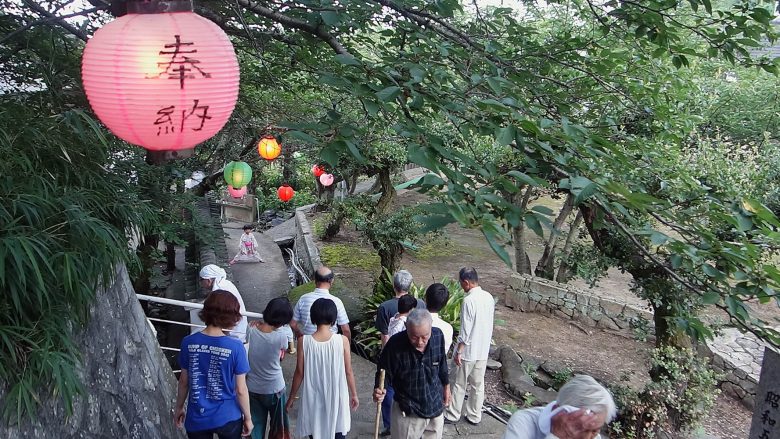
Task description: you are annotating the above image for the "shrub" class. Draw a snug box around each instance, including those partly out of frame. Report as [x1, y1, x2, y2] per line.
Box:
[607, 346, 720, 438]
[353, 269, 466, 360]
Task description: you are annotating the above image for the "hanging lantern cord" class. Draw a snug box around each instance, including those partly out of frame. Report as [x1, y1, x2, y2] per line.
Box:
[126, 0, 194, 14]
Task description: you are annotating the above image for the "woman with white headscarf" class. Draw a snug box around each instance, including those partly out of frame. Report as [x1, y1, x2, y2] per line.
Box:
[199, 264, 249, 343]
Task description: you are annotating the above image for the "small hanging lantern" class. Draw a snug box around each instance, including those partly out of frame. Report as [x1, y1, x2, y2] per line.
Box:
[277, 184, 295, 202]
[227, 184, 247, 198]
[319, 173, 335, 187]
[81, 0, 239, 157]
[223, 161, 252, 188]
[311, 164, 325, 178]
[257, 135, 281, 160]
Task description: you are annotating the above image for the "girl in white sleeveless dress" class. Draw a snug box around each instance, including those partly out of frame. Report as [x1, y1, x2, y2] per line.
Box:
[286, 298, 358, 439]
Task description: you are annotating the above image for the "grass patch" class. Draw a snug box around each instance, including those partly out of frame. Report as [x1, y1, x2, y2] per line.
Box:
[320, 243, 380, 272]
[411, 234, 459, 260]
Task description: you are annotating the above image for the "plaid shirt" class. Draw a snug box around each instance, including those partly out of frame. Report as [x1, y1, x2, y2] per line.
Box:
[376, 328, 449, 419]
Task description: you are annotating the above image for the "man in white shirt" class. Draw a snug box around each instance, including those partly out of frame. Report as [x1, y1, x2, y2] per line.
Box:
[444, 267, 494, 425]
[291, 266, 351, 341]
[503, 375, 615, 439]
[425, 283, 453, 355]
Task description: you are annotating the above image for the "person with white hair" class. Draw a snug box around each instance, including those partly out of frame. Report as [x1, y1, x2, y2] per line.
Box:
[373, 309, 450, 439]
[375, 270, 426, 436]
[502, 375, 617, 439]
[199, 264, 248, 343]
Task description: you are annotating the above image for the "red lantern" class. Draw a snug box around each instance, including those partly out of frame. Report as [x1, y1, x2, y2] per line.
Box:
[257, 136, 281, 160]
[277, 184, 295, 202]
[227, 184, 247, 198]
[319, 173, 334, 187]
[81, 1, 239, 154]
[311, 164, 325, 178]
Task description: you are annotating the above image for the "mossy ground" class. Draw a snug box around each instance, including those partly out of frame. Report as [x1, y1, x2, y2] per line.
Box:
[319, 243, 380, 272]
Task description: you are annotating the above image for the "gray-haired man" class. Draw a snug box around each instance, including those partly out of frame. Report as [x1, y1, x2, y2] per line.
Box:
[503, 375, 616, 439]
[373, 309, 451, 439]
[375, 270, 426, 436]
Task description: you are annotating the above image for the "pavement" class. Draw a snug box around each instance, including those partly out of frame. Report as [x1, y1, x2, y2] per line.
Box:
[222, 221, 292, 316]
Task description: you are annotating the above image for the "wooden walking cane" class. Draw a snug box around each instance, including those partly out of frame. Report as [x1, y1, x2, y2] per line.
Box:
[374, 369, 386, 439]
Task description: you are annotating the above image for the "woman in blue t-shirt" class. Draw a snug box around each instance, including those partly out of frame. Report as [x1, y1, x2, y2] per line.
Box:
[175, 290, 253, 439]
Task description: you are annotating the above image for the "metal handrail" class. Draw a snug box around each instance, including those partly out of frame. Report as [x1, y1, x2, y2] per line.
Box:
[137, 294, 263, 319]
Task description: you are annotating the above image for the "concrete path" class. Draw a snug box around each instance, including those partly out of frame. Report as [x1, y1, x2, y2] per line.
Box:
[281, 351, 505, 439]
[222, 221, 292, 315]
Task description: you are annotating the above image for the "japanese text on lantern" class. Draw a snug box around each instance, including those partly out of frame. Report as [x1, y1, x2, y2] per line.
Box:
[154, 99, 211, 135]
[149, 35, 211, 89]
[760, 391, 780, 439]
[147, 35, 213, 136]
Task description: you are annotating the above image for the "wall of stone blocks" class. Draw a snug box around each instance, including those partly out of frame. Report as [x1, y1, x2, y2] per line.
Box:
[294, 204, 320, 278]
[505, 274, 654, 334]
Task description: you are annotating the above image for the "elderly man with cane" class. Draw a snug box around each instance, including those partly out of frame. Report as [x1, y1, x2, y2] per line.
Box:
[373, 309, 450, 439]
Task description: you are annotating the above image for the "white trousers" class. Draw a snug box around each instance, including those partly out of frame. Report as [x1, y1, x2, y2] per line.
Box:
[444, 359, 487, 423]
[390, 401, 444, 439]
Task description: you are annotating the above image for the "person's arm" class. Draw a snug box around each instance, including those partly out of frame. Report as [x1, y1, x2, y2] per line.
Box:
[343, 335, 359, 411]
[174, 369, 189, 428]
[235, 374, 253, 436]
[375, 304, 389, 338]
[286, 337, 305, 411]
[437, 333, 450, 405]
[339, 323, 352, 342]
[290, 319, 302, 338]
[454, 299, 474, 366]
[373, 345, 389, 403]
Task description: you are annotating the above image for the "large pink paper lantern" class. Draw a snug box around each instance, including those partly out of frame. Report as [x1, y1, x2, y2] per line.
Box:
[227, 185, 247, 198]
[81, 1, 239, 154]
[319, 173, 335, 187]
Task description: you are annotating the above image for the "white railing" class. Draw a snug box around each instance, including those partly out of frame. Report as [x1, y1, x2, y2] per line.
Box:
[136, 294, 264, 319]
[137, 294, 263, 354]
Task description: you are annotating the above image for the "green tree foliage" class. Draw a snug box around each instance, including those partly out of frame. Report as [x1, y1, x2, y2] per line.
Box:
[0, 101, 155, 421]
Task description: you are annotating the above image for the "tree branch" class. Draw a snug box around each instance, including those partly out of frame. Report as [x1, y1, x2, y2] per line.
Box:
[21, 0, 91, 42]
[235, 0, 349, 54]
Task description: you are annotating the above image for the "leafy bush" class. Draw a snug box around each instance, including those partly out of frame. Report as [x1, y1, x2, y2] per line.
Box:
[607, 346, 720, 438]
[0, 106, 154, 421]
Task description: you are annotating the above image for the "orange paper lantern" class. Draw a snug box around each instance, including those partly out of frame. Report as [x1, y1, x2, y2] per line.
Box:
[81, 1, 239, 153]
[227, 184, 247, 198]
[277, 184, 295, 202]
[257, 136, 281, 160]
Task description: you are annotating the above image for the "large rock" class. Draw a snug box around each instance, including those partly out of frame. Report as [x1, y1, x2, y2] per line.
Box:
[499, 347, 557, 405]
[0, 265, 186, 439]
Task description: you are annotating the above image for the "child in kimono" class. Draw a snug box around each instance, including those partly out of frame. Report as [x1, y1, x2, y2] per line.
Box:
[230, 224, 264, 264]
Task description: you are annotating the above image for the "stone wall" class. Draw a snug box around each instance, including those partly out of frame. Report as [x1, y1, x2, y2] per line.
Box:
[505, 274, 654, 334]
[701, 328, 764, 409]
[294, 204, 321, 278]
[0, 265, 186, 439]
[505, 273, 763, 409]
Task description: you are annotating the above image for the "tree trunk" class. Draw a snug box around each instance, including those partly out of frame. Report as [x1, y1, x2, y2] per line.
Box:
[132, 233, 159, 294]
[165, 241, 176, 272]
[377, 242, 403, 277]
[535, 193, 574, 279]
[555, 211, 583, 283]
[282, 146, 295, 182]
[347, 171, 359, 195]
[376, 168, 396, 214]
[512, 186, 534, 275]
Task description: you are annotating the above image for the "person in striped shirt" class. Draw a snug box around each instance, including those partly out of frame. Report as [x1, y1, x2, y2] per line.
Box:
[290, 266, 351, 341]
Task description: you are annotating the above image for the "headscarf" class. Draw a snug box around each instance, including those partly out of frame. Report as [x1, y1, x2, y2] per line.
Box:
[199, 264, 229, 291]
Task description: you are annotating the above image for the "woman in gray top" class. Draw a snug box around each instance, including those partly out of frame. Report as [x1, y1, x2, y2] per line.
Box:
[247, 297, 294, 439]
